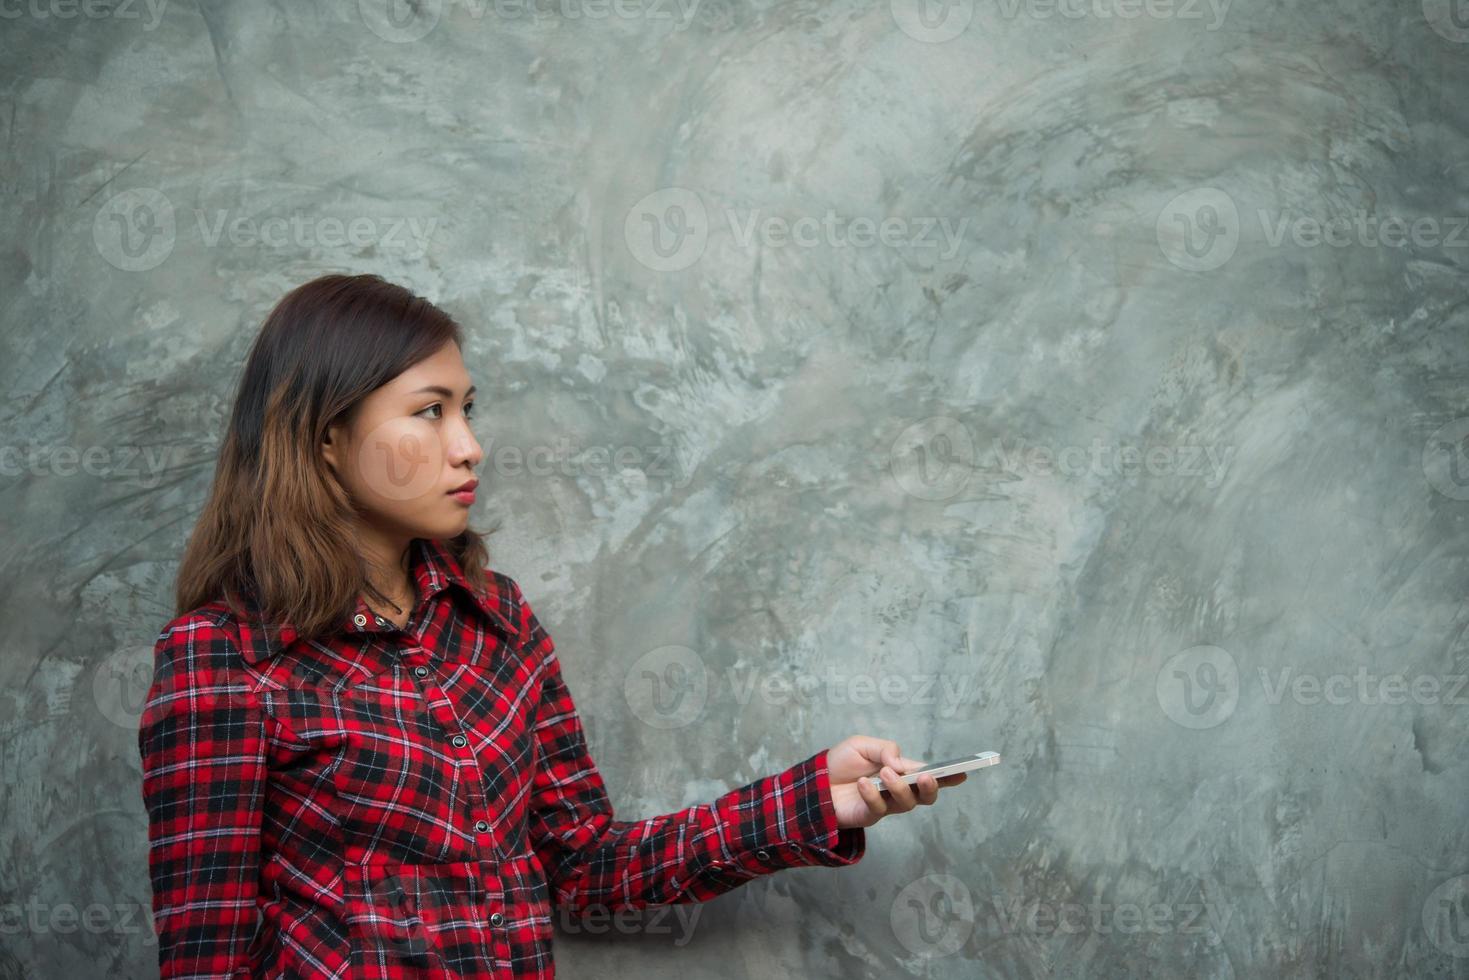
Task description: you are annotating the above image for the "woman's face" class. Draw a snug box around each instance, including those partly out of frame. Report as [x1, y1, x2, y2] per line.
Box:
[322, 340, 484, 543]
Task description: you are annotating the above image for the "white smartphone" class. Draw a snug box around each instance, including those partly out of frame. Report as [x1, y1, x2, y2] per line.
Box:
[867, 751, 1001, 792]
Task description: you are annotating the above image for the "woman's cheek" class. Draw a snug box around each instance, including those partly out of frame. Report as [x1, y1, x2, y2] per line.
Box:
[355, 416, 446, 505]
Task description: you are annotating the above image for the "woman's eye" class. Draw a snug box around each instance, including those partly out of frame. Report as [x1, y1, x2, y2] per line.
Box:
[417, 402, 473, 420]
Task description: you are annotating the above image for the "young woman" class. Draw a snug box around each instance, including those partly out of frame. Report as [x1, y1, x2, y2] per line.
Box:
[137, 273, 966, 979]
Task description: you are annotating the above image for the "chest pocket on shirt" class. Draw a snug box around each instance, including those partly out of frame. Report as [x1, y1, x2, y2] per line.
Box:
[264, 640, 469, 865]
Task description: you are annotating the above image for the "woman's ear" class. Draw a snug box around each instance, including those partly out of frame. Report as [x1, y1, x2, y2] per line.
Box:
[321, 420, 344, 476]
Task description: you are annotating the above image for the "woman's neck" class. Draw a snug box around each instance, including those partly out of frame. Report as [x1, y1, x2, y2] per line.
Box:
[357, 529, 417, 619]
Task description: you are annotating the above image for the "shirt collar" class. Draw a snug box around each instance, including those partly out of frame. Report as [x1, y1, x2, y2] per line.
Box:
[234, 537, 520, 665]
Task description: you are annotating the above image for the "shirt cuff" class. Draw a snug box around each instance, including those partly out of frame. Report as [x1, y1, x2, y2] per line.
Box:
[704, 747, 866, 880]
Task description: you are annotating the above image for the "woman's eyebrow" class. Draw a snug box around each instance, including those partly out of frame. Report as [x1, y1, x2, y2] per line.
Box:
[410, 384, 477, 398]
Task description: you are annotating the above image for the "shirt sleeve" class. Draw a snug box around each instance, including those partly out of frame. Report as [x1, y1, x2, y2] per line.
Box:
[137, 613, 268, 979]
[509, 580, 866, 915]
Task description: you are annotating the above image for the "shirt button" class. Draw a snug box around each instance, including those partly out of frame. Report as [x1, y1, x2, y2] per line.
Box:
[414, 665, 429, 678]
[451, 734, 468, 747]
[756, 849, 771, 861]
[352, 613, 367, 627]
[489, 912, 504, 927]
[475, 819, 489, 832]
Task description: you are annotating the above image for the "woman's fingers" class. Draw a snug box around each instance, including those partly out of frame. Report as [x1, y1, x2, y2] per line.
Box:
[880, 765, 920, 811]
[880, 743, 926, 776]
[856, 768, 889, 819]
[844, 738, 972, 825]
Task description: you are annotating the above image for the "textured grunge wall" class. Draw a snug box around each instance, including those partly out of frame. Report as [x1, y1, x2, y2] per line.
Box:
[3, 1, 1468, 977]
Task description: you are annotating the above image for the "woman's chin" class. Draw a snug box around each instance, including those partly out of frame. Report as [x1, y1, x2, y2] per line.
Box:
[424, 509, 472, 539]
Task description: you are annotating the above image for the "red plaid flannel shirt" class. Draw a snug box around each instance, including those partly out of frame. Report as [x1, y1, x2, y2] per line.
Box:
[138, 537, 865, 978]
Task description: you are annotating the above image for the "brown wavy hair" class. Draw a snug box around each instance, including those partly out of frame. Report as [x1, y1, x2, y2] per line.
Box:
[174, 273, 499, 641]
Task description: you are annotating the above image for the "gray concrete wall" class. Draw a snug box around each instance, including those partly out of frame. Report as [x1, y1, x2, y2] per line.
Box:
[2, 1, 1468, 977]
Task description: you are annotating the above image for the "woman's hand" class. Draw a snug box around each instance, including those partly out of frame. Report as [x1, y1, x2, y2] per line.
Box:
[825, 735, 968, 830]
